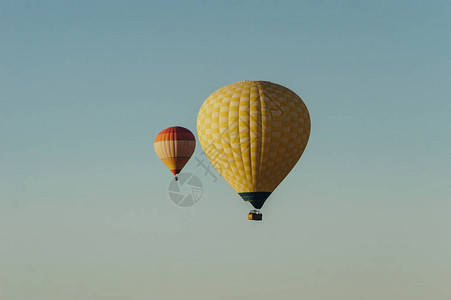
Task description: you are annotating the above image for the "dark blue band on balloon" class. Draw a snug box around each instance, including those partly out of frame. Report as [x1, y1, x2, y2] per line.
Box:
[238, 192, 272, 209]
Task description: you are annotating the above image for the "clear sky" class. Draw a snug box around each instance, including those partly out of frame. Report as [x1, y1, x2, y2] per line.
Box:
[1, 1, 450, 299]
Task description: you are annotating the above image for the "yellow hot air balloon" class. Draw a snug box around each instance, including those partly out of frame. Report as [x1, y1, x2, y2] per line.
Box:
[197, 81, 310, 220]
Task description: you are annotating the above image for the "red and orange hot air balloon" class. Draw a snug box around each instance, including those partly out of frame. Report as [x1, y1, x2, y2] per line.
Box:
[154, 126, 196, 181]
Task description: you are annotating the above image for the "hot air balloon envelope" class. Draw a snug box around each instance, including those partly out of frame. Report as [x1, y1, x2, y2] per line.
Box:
[197, 81, 310, 219]
[154, 126, 196, 179]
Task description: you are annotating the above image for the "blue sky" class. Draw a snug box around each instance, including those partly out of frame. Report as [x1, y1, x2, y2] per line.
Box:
[1, 1, 450, 299]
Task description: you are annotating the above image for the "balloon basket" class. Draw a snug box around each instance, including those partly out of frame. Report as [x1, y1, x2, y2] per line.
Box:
[248, 210, 262, 221]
